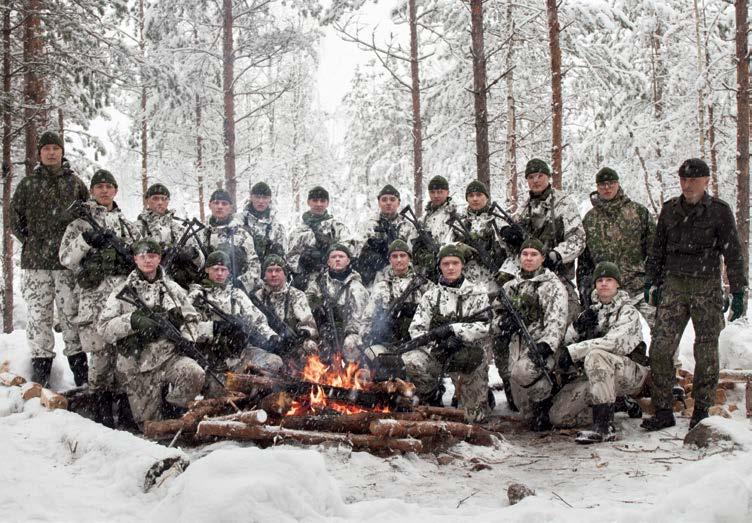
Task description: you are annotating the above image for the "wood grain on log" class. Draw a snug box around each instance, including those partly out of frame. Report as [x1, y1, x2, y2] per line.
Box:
[369, 419, 501, 446]
[279, 411, 425, 434]
[21, 382, 42, 400]
[719, 370, 752, 382]
[207, 409, 268, 425]
[0, 372, 26, 386]
[40, 388, 68, 410]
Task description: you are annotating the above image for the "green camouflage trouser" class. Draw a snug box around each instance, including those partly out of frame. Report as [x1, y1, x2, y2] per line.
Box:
[649, 275, 723, 412]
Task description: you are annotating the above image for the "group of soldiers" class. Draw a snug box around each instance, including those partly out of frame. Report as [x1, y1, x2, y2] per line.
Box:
[11, 129, 746, 444]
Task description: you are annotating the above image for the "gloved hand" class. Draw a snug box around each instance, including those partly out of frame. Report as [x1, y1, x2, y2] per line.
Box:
[557, 347, 574, 372]
[174, 245, 198, 264]
[130, 308, 160, 335]
[729, 291, 745, 321]
[444, 334, 464, 354]
[572, 307, 598, 337]
[499, 226, 525, 248]
[213, 319, 245, 341]
[543, 250, 562, 272]
[366, 236, 388, 252]
[83, 228, 114, 249]
[497, 313, 518, 337]
[432, 324, 454, 338]
[295, 328, 311, 340]
[264, 335, 284, 355]
[299, 249, 323, 270]
[528, 342, 552, 362]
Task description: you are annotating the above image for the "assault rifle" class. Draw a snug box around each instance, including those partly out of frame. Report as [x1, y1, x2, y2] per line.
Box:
[316, 269, 343, 354]
[447, 210, 501, 273]
[400, 205, 439, 257]
[67, 200, 135, 268]
[247, 292, 304, 348]
[366, 273, 427, 345]
[488, 202, 527, 242]
[116, 284, 225, 388]
[162, 217, 206, 274]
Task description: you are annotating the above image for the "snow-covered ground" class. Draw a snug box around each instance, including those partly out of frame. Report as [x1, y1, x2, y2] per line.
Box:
[2, 319, 752, 522]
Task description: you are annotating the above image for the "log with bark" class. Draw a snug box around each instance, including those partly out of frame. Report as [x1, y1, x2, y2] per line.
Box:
[414, 406, 468, 423]
[40, 388, 68, 410]
[259, 392, 294, 416]
[369, 419, 501, 446]
[279, 411, 425, 434]
[143, 394, 250, 439]
[21, 382, 42, 400]
[0, 371, 26, 386]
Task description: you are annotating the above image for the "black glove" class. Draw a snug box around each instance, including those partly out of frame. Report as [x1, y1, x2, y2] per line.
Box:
[295, 328, 311, 339]
[557, 348, 574, 371]
[174, 245, 198, 264]
[497, 313, 518, 337]
[432, 324, 454, 338]
[213, 319, 245, 342]
[366, 236, 388, 252]
[299, 249, 323, 270]
[444, 334, 464, 354]
[500, 226, 525, 248]
[83, 228, 114, 249]
[543, 250, 562, 272]
[264, 335, 284, 355]
[572, 307, 598, 337]
[130, 308, 161, 337]
[528, 342, 552, 362]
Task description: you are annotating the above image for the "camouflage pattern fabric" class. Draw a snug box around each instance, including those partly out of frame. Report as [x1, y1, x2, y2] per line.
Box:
[254, 283, 319, 355]
[136, 209, 204, 271]
[422, 197, 457, 246]
[357, 212, 419, 285]
[287, 212, 354, 279]
[240, 204, 287, 263]
[200, 217, 261, 292]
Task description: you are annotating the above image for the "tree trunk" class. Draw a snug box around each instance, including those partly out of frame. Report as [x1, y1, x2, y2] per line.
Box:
[504, 0, 517, 212]
[650, 19, 665, 206]
[23, 0, 46, 176]
[470, 0, 490, 189]
[693, 0, 706, 157]
[57, 108, 63, 139]
[546, 0, 563, 189]
[708, 101, 719, 197]
[2, 1, 13, 333]
[735, 0, 750, 282]
[139, 0, 148, 199]
[222, 0, 237, 201]
[195, 94, 205, 222]
[408, 0, 424, 216]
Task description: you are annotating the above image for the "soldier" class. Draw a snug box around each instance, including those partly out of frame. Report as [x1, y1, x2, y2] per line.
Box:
[578, 168, 656, 322]
[412, 175, 456, 278]
[408, 243, 491, 422]
[356, 184, 418, 286]
[503, 159, 585, 323]
[287, 186, 353, 290]
[199, 189, 261, 293]
[97, 239, 205, 425]
[11, 130, 89, 387]
[240, 181, 286, 264]
[305, 243, 369, 363]
[252, 255, 319, 359]
[136, 183, 204, 288]
[550, 262, 649, 443]
[188, 251, 284, 396]
[642, 158, 747, 431]
[497, 238, 567, 430]
[60, 169, 141, 426]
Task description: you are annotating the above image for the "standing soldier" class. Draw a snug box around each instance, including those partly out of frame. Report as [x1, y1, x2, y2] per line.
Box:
[305, 244, 369, 363]
[60, 170, 141, 426]
[550, 262, 649, 443]
[11, 130, 89, 387]
[497, 238, 568, 430]
[136, 183, 204, 288]
[412, 175, 456, 278]
[408, 244, 491, 422]
[188, 251, 284, 396]
[97, 239, 205, 425]
[288, 186, 353, 290]
[200, 189, 261, 293]
[252, 255, 319, 359]
[240, 181, 286, 264]
[356, 185, 418, 286]
[578, 167, 656, 321]
[503, 159, 585, 322]
[642, 158, 747, 431]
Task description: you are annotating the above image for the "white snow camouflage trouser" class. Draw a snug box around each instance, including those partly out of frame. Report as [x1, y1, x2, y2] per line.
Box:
[22, 269, 82, 358]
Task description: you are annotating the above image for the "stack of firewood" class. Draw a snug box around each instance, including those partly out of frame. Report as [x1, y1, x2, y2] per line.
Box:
[0, 367, 68, 410]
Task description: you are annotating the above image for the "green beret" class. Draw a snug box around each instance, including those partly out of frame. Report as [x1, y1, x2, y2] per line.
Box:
[525, 159, 551, 177]
[520, 238, 545, 255]
[678, 158, 710, 178]
[37, 130, 64, 152]
[251, 182, 272, 197]
[327, 242, 352, 259]
[592, 261, 621, 284]
[132, 239, 162, 255]
[205, 250, 230, 268]
[145, 183, 170, 198]
[307, 186, 329, 201]
[262, 254, 287, 274]
[438, 243, 466, 264]
[90, 169, 118, 188]
[378, 184, 400, 200]
[465, 180, 489, 199]
[595, 167, 619, 184]
[428, 175, 449, 191]
[210, 189, 233, 204]
[388, 239, 411, 257]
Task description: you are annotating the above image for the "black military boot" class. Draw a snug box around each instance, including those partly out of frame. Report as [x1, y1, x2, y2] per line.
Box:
[640, 408, 676, 431]
[614, 396, 642, 418]
[31, 357, 53, 387]
[115, 393, 138, 431]
[67, 353, 89, 387]
[502, 380, 518, 412]
[575, 403, 616, 444]
[530, 398, 552, 432]
[95, 391, 115, 428]
[487, 387, 496, 410]
[689, 407, 709, 429]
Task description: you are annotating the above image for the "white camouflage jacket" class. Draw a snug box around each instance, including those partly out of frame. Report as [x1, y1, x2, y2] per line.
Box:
[287, 212, 354, 274]
[367, 267, 432, 322]
[422, 197, 457, 247]
[305, 269, 370, 338]
[199, 216, 261, 292]
[254, 282, 318, 339]
[447, 205, 508, 290]
[136, 209, 204, 269]
[240, 204, 287, 258]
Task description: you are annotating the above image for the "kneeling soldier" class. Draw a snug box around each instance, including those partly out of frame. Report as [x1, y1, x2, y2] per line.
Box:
[550, 262, 649, 443]
[97, 240, 205, 426]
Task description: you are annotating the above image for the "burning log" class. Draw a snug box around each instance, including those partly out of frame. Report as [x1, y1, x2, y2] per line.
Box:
[259, 392, 294, 416]
[370, 378, 416, 397]
[40, 388, 68, 410]
[279, 411, 425, 434]
[414, 406, 468, 423]
[368, 419, 501, 446]
[0, 372, 26, 386]
[196, 420, 424, 453]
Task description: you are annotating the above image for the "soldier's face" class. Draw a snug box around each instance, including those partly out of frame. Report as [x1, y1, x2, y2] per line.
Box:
[327, 250, 350, 271]
[206, 264, 230, 283]
[680, 176, 710, 204]
[439, 256, 463, 282]
[596, 181, 620, 201]
[520, 248, 544, 272]
[251, 194, 271, 212]
[308, 198, 329, 215]
[91, 183, 118, 208]
[264, 265, 286, 288]
[134, 252, 161, 277]
[466, 192, 488, 211]
[526, 172, 550, 194]
[146, 194, 170, 215]
[389, 251, 410, 275]
[209, 199, 233, 220]
[596, 276, 619, 303]
[429, 189, 449, 206]
[378, 195, 400, 217]
[39, 144, 63, 167]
